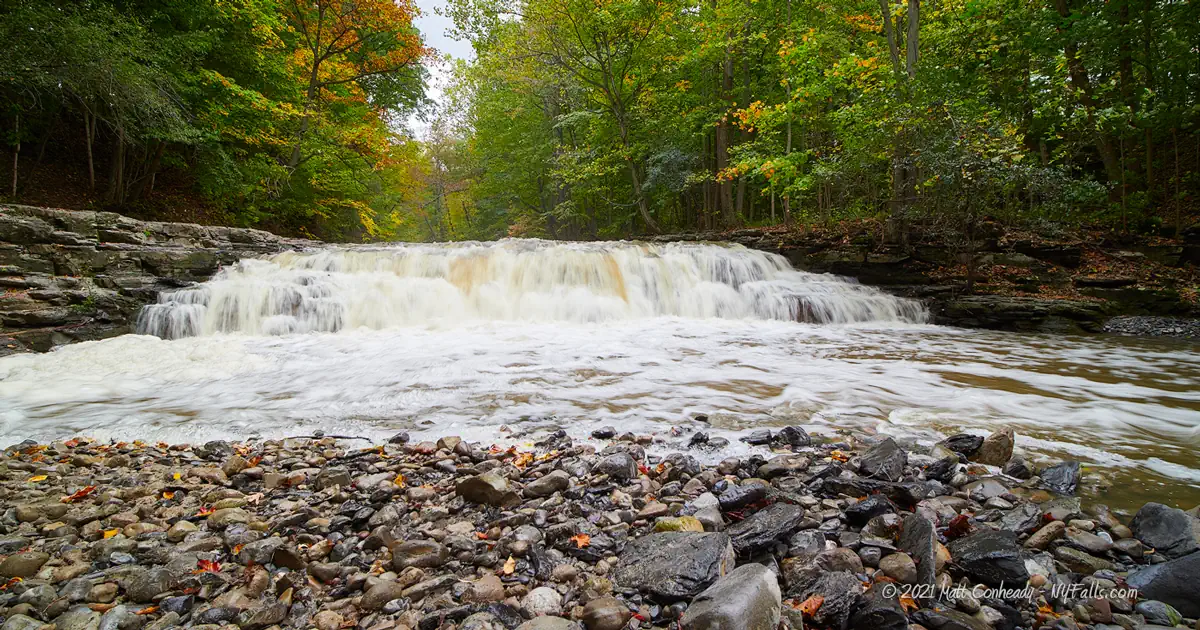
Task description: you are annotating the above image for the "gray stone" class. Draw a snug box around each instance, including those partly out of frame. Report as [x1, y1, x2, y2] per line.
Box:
[940, 434, 983, 457]
[680, 563, 781, 630]
[1052, 547, 1113, 574]
[127, 567, 173, 603]
[524, 470, 571, 497]
[797, 571, 863, 629]
[2, 615, 45, 630]
[391, 540, 449, 569]
[581, 596, 630, 630]
[849, 588, 910, 630]
[1063, 526, 1112, 554]
[0, 551, 49, 578]
[457, 470, 520, 506]
[522, 586, 563, 617]
[973, 428, 1014, 466]
[1133, 601, 1182, 627]
[613, 532, 735, 600]
[1125, 550, 1200, 617]
[948, 529, 1028, 585]
[361, 581, 408, 611]
[1130, 502, 1199, 559]
[999, 502, 1044, 534]
[593, 452, 638, 481]
[860, 438, 907, 481]
[879, 552, 918, 584]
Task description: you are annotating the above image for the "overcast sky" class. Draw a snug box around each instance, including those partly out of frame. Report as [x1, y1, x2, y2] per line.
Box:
[411, 0, 474, 137]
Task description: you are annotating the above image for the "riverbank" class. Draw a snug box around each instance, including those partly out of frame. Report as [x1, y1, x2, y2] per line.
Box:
[2, 427, 1197, 630]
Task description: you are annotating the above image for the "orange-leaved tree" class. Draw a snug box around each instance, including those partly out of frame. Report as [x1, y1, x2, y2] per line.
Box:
[281, 0, 430, 168]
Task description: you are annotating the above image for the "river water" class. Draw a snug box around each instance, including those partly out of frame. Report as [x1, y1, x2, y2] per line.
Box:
[1, 240, 1197, 512]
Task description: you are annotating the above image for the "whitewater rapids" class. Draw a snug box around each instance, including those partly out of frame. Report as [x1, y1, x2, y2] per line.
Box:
[134, 240, 928, 337]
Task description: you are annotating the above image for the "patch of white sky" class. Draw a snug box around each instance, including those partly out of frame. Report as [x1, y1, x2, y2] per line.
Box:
[409, 0, 475, 138]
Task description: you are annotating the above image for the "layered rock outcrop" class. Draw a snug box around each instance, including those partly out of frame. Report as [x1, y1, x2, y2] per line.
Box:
[0, 205, 312, 354]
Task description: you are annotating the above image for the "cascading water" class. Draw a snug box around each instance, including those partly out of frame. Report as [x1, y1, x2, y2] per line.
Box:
[136, 240, 928, 338]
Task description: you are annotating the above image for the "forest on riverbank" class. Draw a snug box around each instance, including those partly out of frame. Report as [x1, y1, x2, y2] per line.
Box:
[1, 0, 1199, 244]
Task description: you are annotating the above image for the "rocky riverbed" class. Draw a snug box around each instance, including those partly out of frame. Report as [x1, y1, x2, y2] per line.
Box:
[1, 427, 1197, 630]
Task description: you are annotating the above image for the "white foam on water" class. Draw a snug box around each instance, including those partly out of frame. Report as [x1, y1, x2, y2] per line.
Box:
[1, 239, 1198, 492]
[135, 240, 928, 336]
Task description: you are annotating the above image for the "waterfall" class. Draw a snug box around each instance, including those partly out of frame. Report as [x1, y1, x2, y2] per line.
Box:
[136, 240, 929, 338]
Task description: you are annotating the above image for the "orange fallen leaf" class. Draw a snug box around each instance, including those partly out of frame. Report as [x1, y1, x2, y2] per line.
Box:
[61, 485, 97, 503]
[233, 544, 245, 555]
[502, 556, 516, 575]
[798, 594, 824, 616]
[830, 450, 850, 462]
[475, 532, 489, 540]
[89, 603, 117, 612]
[193, 559, 221, 574]
[899, 593, 918, 612]
[570, 534, 591, 548]
[64, 439, 81, 448]
[135, 606, 158, 615]
[162, 491, 175, 500]
[196, 506, 215, 517]
[513, 452, 534, 469]
[103, 529, 119, 539]
[248, 455, 263, 467]
[0, 577, 23, 591]
[637, 464, 650, 475]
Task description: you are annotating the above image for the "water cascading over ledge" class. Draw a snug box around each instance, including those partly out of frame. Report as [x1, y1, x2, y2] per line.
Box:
[136, 240, 929, 338]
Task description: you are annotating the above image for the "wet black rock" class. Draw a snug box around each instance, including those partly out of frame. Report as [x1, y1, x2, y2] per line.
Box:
[850, 588, 911, 630]
[897, 514, 937, 587]
[1126, 552, 1200, 616]
[613, 532, 735, 600]
[948, 529, 1029, 585]
[923, 457, 957, 483]
[593, 452, 638, 481]
[998, 502, 1044, 534]
[776, 426, 812, 447]
[716, 483, 767, 512]
[725, 502, 807, 555]
[1129, 502, 1199, 559]
[1002, 455, 1033, 479]
[591, 426, 616, 439]
[845, 495, 896, 527]
[740, 429, 772, 445]
[822, 476, 927, 506]
[860, 438, 907, 481]
[941, 434, 983, 457]
[798, 571, 864, 629]
[1040, 461, 1081, 495]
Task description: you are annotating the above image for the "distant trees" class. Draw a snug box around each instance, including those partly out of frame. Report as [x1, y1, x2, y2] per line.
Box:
[432, 0, 1200, 241]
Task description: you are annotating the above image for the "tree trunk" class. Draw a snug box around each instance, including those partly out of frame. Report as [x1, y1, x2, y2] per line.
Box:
[906, 0, 919, 79]
[879, 0, 901, 75]
[1054, 0, 1122, 185]
[84, 112, 96, 192]
[10, 114, 18, 198]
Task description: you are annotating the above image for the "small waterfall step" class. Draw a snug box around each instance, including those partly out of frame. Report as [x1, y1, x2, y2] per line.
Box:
[137, 239, 929, 338]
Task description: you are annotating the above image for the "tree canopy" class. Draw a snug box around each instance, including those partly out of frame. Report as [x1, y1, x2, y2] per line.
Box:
[2, 0, 1199, 242]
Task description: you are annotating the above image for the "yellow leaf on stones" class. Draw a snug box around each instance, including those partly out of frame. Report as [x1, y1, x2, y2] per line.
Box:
[163, 492, 175, 500]
[513, 452, 534, 469]
[27, 475, 47, 482]
[570, 534, 590, 548]
[103, 529, 119, 539]
[173, 472, 182, 481]
[654, 516, 704, 532]
[393, 474, 406, 487]
[502, 556, 516, 575]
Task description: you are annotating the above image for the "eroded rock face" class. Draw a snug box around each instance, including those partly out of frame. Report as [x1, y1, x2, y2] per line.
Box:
[0, 204, 312, 354]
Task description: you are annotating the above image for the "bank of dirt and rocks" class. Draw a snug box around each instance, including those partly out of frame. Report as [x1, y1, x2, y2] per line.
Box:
[3, 204, 1200, 356]
[1, 426, 1198, 630]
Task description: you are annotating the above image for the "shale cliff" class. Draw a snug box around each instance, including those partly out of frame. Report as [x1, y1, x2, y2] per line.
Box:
[0, 205, 313, 354]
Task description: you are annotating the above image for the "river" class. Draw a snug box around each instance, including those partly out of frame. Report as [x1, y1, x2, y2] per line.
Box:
[1, 240, 1197, 512]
